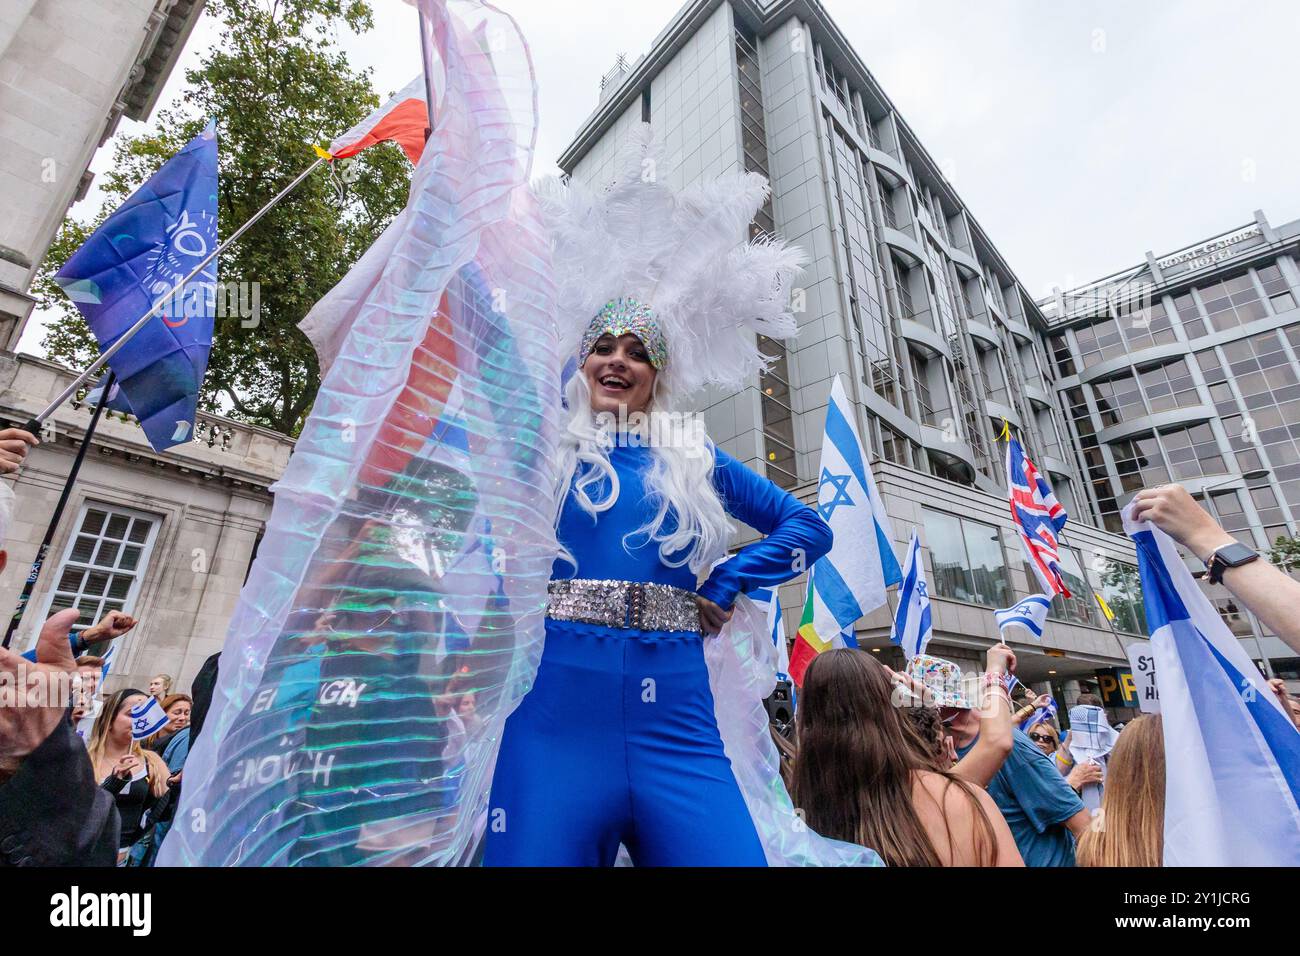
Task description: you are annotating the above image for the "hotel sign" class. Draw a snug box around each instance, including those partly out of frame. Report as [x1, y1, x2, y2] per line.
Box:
[1157, 225, 1263, 275]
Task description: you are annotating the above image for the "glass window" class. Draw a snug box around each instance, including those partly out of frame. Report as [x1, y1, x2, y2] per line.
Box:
[922, 509, 1010, 606]
[878, 421, 914, 468]
[1074, 318, 1127, 366]
[1044, 546, 1094, 626]
[1091, 372, 1145, 427]
[39, 503, 159, 644]
[1137, 358, 1200, 413]
[1100, 559, 1146, 635]
[1109, 433, 1169, 493]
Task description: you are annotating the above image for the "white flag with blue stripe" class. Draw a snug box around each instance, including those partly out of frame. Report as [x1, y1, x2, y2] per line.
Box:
[995, 593, 1052, 640]
[750, 586, 790, 682]
[808, 375, 902, 649]
[129, 696, 170, 740]
[891, 529, 932, 660]
[1123, 503, 1300, 866]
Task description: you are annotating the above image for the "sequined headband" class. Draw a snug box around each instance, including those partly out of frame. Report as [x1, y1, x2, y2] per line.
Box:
[579, 297, 669, 370]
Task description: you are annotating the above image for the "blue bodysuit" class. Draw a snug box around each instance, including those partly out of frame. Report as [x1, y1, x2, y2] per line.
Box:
[483, 443, 831, 866]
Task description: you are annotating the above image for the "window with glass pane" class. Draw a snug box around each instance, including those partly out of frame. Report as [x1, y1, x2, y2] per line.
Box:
[910, 349, 936, 424]
[1159, 422, 1224, 480]
[1207, 488, 1254, 545]
[922, 509, 1008, 606]
[879, 422, 913, 468]
[45, 504, 158, 629]
[1200, 271, 1269, 331]
[1138, 358, 1200, 413]
[1091, 372, 1144, 427]
[1043, 546, 1094, 625]
[1256, 263, 1294, 313]
[1173, 292, 1204, 339]
[1212, 596, 1254, 637]
[1109, 433, 1168, 493]
[1100, 559, 1146, 634]
[758, 334, 796, 488]
[1047, 333, 1075, 377]
[1120, 298, 1177, 351]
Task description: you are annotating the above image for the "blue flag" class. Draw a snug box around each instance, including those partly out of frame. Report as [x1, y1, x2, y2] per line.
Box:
[55, 120, 218, 452]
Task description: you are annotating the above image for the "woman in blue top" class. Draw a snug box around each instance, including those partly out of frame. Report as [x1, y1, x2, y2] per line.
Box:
[483, 310, 831, 866]
[481, 122, 850, 865]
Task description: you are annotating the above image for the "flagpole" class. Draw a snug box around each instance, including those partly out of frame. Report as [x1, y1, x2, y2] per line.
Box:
[20, 155, 327, 435]
[2, 371, 116, 649]
[418, 9, 437, 141]
[1094, 590, 1133, 669]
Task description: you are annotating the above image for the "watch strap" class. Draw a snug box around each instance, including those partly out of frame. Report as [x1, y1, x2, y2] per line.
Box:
[1206, 543, 1258, 585]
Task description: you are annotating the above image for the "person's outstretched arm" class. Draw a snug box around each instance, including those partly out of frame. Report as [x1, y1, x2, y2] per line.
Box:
[952, 644, 1016, 788]
[1131, 484, 1300, 653]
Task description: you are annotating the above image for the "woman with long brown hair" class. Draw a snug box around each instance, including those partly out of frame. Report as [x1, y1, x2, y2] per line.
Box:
[1076, 714, 1165, 867]
[792, 648, 1022, 867]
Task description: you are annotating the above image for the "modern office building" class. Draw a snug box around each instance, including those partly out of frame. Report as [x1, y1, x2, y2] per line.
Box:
[557, 0, 1299, 696]
[1043, 213, 1300, 680]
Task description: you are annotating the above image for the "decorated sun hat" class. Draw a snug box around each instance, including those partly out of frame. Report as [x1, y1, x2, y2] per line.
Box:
[906, 654, 972, 710]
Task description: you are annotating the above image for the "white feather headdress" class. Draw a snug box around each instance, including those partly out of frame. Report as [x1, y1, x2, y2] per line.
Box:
[537, 124, 806, 399]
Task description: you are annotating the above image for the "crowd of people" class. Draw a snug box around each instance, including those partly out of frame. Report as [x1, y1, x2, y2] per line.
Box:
[3, 420, 1300, 868]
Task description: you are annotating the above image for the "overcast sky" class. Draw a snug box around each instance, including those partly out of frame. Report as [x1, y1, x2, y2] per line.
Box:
[22, 0, 1300, 353]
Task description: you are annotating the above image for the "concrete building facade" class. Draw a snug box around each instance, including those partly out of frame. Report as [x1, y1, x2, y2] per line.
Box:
[0, 0, 204, 350]
[0, 353, 293, 692]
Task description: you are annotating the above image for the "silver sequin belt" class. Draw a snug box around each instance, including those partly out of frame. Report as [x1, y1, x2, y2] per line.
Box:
[546, 578, 701, 633]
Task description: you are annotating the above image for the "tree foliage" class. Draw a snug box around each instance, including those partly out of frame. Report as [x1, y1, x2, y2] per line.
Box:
[1268, 534, 1300, 574]
[33, 0, 412, 435]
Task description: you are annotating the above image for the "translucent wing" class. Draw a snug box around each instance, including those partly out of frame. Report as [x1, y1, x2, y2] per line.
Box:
[160, 0, 559, 866]
[706, 595, 885, 866]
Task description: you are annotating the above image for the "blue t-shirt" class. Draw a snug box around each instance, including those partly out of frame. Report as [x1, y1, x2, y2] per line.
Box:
[956, 727, 1085, 867]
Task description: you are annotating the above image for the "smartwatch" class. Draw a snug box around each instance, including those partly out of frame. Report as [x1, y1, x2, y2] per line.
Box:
[1204, 542, 1258, 585]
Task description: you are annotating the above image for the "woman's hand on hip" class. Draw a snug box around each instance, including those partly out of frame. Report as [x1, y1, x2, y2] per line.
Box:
[696, 596, 733, 636]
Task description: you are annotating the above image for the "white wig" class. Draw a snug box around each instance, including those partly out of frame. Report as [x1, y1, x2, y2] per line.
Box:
[541, 125, 806, 574]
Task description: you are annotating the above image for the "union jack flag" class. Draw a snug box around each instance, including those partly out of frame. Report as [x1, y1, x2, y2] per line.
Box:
[1006, 436, 1071, 597]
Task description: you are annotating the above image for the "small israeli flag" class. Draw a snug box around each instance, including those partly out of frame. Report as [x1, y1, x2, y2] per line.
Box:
[129, 696, 170, 740]
[891, 530, 932, 660]
[995, 593, 1052, 640]
[750, 586, 790, 682]
[1022, 696, 1057, 731]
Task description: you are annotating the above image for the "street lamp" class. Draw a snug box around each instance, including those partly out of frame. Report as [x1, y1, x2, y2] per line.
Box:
[1197, 468, 1271, 494]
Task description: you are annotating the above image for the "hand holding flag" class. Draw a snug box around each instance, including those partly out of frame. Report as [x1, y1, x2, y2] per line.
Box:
[1123, 500, 1300, 865]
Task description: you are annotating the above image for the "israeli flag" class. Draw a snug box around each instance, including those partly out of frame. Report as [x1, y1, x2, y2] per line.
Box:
[751, 586, 790, 682]
[129, 696, 170, 740]
[995, 593, 1052, 640]
[807, 375, 902, 648]
[1022, 696, 1057, 732]
[891, 530, 932, 660]
[1123, 503, 1300, 865]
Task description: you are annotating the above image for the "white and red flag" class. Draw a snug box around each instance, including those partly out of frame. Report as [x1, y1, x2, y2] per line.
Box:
[328, 74, 432, 165]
